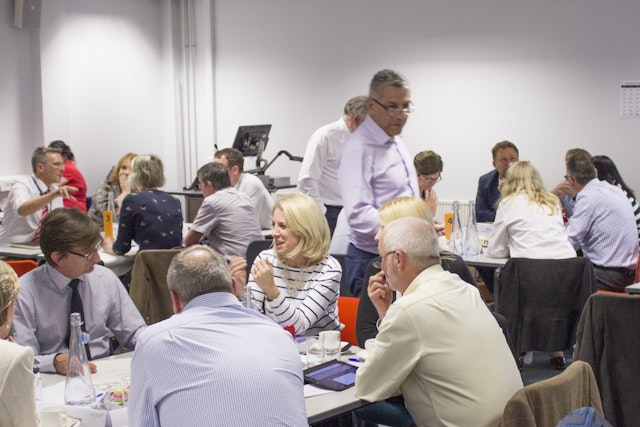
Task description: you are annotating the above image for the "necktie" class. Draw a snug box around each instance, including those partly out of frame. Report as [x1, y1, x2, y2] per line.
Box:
[32, 190, 50, 242]
[68, 279, 92, 360]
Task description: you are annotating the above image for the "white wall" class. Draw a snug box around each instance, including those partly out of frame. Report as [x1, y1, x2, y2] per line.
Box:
[1, 0, 639, 202]
[213, 0, 640, 201]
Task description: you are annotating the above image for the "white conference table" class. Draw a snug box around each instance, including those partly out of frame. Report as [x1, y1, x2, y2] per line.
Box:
[462, 253, 508, 268]
[41, 349, 367, 426]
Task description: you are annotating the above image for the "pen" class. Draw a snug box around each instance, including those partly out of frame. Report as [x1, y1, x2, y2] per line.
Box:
[348, 357, 360, 363]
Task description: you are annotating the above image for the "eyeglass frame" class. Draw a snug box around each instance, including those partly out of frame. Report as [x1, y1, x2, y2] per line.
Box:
[419, 173, 442, 183]
[369, 97, 415, 116]
[68, 240, 103, 261]
[372, 249, 399, 269]
[38, 161, 65, 168]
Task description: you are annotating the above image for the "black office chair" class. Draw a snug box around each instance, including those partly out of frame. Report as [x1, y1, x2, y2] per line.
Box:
[245, 238, 273, 278]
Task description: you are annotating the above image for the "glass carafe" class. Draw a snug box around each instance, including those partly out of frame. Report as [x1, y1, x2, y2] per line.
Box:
[449, 201, 464, 255]
[464, 200, 482, 256]
[65, 313, 96, 407]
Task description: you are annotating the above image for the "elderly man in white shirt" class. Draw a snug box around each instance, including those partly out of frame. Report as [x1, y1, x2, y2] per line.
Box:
[356, 217, 522, 427]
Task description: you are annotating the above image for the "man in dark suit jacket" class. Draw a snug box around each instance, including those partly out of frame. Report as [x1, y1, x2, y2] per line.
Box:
[474, 140, 519, 293]
[475, 140, 519, 223]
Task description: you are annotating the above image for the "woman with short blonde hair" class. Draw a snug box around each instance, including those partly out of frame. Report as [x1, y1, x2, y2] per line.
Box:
[247, 193, 341, 336]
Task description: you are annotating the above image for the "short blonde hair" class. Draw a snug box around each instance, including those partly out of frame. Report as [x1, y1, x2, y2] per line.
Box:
[130, 154, 166, 191]
[379, 196, 433, 224]
[0, 261, 20, 326]
[272, 194, 330, 265]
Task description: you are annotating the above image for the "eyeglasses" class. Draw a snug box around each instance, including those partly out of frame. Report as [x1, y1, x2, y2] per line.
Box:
[39, 162, 64, 168]
[68, 240, 103, 261]
[370, 98, 415, 116]
[419, 174, 442, 183]
[372, 249, 398, 269]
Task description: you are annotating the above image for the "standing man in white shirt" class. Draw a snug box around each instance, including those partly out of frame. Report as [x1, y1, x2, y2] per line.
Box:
[214, 148, 274, 230]
[298, 95, 368, 235]
[0, 146, 77, 244]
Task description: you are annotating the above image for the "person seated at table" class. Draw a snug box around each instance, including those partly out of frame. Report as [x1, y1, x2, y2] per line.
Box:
[488, 161, 576, 259]
[355, 217, 523, 427]
[87, 152, 137, 226]
[356, 196, 477, 345]
[564, 153, 638, 293]
[128, 245, 306, 427]
[550, 148, 592, 219]
[487, 160, 577, 369]
[11, 208, 147, 375]
[231, 193, 341, 336]
[48, 140, 88, 212]
[592, 154, 640, 243]
[102, 154, 182, 255]
[0, 261, 39, 427]
[414, 150, 443, 217]
[0, 146, 77, 244]
[353, 196, 480, 427]
[183, 162, 263, 258]
[214, 147, 274, 230]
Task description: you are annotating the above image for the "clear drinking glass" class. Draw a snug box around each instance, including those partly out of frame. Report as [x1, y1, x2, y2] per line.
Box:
[306, 336, 324, 368]
[320, 331, 341, 362]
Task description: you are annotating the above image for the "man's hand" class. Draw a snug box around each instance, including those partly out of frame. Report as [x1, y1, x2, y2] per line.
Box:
[228, 256, 248, 298]
[368, 271, 393, 320]
[551, 180, 571, 198]
[57, 185, 79, 202]
[54, 353, 97, 376]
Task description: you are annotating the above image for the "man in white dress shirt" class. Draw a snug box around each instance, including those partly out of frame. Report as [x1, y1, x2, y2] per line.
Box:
[355, 217, 522, 426]
[214, 147, 274, 230]
[0, 147, 77, 244]
[298, 95, 367, 235]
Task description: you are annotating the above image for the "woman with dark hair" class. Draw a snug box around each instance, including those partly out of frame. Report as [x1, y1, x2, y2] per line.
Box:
[592, 155, 640, 242]
[48, 140, 88, 211]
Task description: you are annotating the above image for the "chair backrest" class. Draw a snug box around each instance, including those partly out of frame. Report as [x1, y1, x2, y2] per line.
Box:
[245, 239, 273, 277]
[574, 292, 640, 426]
[337, 296, 359, 346]
[6, 259, 38, 277]
[499, 361, 605, 427]
[495, 257, 596, 356]
[129, 249, 182, 325]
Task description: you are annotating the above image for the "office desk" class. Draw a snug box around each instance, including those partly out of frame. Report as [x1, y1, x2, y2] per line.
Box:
[462, 253, 508, 268]
[0, 244, 42, 259]
[41, 350, 366, 426]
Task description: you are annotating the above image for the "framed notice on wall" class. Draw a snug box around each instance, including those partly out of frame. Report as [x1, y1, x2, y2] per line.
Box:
[620, 81, 640, 119]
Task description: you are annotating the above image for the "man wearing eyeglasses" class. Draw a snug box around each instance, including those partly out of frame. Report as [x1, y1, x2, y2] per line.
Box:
[337, 69, 419, 298]
[11, 208, 147, 374]
[0, 146, 78, 244]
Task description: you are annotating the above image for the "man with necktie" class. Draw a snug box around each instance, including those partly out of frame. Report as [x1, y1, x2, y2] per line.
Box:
[0, 146, 78, 244]
[11, 208, 146, 374]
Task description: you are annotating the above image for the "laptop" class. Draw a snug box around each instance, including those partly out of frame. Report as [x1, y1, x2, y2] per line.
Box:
[625, 282, 640, 294]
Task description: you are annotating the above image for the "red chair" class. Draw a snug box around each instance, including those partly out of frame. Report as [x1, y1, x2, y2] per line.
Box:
[6, 260, 38, 277]
[338, 296, 360, 346]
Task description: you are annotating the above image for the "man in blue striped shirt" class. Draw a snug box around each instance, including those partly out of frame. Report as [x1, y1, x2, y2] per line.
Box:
[128, 245, 307, 427]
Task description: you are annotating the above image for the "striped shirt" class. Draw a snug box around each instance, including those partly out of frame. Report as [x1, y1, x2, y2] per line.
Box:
[248, 249, 341, 336]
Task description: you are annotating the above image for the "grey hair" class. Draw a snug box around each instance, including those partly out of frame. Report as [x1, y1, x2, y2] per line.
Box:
[344, 96, 368, 123]
[566, 153, 596, 186]
[382, 217, 440, 270]
[31, 146, 61, 173]
[369, 69, 410, 99]
[198, 162, 231, 190]
[130, 154, 166, 190]
[167, 245, 232, 304]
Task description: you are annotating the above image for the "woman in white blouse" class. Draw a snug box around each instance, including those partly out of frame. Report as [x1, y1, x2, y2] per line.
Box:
[247, 193, 341, 336]
[488, 161, 576, 260]
[487, 161, 575, 369]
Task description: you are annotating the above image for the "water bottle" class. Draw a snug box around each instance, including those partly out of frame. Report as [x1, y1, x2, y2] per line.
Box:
[65, 313, 96, 407]
[464, 200, 482, 256]
[242, 285, 258, 311]
[33, 366, 42, 401]
[448, 201, 464, 255]
[103, 191, 116, 239]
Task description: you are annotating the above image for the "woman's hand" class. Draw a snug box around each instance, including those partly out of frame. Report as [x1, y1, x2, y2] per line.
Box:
[423, 188, 438, 216]
[101, 237, 116, 256]
[251, 258, 280, 301]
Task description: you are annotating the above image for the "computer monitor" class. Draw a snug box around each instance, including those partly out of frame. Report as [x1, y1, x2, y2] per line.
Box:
[231, 124, 272, 157]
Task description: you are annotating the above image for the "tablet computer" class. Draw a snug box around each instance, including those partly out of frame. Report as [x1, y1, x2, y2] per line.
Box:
[303, 360, 358, 391]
